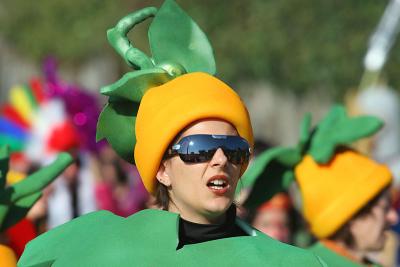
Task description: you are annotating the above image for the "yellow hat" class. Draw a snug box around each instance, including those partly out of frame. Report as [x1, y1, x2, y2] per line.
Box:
[134, 72, 253, 194]
[295, 149, 392, 238]
[0, 245, 17, 267]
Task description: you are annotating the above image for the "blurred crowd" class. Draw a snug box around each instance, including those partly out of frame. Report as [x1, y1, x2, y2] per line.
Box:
[4, 101, 400, 266]
[2, 52, 400, 267]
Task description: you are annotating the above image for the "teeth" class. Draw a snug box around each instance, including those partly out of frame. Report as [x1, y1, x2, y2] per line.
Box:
[210, 186, 224, 190]
[208, 179, 227, 189]
[212, 179, 225, 185]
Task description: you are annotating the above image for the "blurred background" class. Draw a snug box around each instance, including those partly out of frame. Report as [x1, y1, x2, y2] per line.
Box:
[1, 0, 399, 145]
[1, 0, 400, 265]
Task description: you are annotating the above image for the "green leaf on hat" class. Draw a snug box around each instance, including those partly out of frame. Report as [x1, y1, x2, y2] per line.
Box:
[240, 104, 384, 211]
[298, 112, 312, 153]
[282, 170, 295, 189]
[309, 105, 383, 163]
[240, 147, 301, 210]
[98, 0, 217, 165]
[149, 0, 216, 74]
[96, 101, 139, 164]
[101, 69, 173, 103]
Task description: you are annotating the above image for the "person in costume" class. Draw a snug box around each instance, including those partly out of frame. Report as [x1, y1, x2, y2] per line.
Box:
[94, 146, 149, 217]
[18, 1, 327, 266]
[243, 105, 398, 267]
[0, 146, 73, 267]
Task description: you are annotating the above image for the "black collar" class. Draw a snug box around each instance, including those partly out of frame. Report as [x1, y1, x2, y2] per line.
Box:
[177, 205, 248, 249]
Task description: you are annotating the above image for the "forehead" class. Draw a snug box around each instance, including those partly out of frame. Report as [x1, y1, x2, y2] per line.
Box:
[180, 119, 238, 138]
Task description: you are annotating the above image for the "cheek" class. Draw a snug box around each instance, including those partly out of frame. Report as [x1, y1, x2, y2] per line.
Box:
[233, 169, 242, 189]
[168, 160, 206, 191]
[228, 164, 242, 181]
[354, 216, 382, 245]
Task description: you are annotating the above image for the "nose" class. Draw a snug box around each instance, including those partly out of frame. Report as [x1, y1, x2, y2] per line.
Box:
[386, 207, 399, 226]
[209, 148, 228, 167]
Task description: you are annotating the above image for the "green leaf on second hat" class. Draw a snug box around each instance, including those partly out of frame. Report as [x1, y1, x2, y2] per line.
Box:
[309, 105, 383, 163]
[241, 147, 301, 210]
[298, 113, 312, 153]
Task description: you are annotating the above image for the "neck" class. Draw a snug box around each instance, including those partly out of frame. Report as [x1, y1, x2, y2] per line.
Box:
[168, 201, 228, 224]
[322, 239, 366, 264]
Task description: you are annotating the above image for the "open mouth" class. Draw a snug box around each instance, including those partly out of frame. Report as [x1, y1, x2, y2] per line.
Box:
[206, 175, 230, 195]
[207, 179, 228, 190]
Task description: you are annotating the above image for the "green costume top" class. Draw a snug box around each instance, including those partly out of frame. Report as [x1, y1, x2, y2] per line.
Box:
[18, 209, 327, 266]
[309, 242, 381, 267]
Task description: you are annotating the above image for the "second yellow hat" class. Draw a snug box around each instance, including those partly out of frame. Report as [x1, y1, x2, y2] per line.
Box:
[295, 149, 392, 238]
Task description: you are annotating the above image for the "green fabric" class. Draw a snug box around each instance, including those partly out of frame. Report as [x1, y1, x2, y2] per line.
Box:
[0, 146, 73, 231]
[308, 242, 381, 267]
[241, 105, 383, 210]
[148, 0, 216, 74]
[19, 209, 327, 266]
[0, 134, 24, 152]
[308, 105, 383, 163]
[96, 0, 216, 164]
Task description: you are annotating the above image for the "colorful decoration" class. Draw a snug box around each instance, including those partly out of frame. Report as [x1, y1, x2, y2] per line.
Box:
[0, 58, 101, 162]
[44, 58, 101, 153]
[97, 0, 216, 164]
[0, 82, 45, 154]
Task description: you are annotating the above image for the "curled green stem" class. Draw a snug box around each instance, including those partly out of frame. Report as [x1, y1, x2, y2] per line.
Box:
[107, 7, 158, 70]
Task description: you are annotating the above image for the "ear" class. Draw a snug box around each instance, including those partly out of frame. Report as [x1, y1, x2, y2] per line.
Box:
[156, 160, 172, 187]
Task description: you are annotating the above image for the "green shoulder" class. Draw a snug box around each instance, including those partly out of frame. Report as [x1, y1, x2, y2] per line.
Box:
[18, 209, 179, 267]
[308, 241, 366, 267]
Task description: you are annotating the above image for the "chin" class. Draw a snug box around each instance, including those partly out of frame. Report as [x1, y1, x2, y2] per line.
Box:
[368, 238, 386, 252]
[204, 197, 233, 216]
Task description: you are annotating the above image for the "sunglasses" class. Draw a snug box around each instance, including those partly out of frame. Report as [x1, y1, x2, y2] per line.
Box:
[165, 134, 251, 164]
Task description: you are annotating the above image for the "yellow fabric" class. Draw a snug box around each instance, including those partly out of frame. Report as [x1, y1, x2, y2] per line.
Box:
[6, 170, 26, 185]
[10, 86, 34, 122]
[135, 72, 253, 194]
[0, 245, 17, 267]
[295, 150, 392, 238]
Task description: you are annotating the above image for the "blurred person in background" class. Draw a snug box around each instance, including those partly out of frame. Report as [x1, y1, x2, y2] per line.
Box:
[347, 81, 400, 267]
[252, 193, 292, 243]
[243, 105, 398, 266]
[0, 56, 103, 232]
[45, 149, 97, 229]
[94, 145, 148, 217]
[0, 146, 73, 267]
[296, 153, 398, 267]
[242, 140, 293, 243]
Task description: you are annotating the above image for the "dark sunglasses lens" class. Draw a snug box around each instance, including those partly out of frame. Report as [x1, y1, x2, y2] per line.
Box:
[179, 149, 216, 163]
[177, 135, 250, 164]
[224, 149, 249, 164]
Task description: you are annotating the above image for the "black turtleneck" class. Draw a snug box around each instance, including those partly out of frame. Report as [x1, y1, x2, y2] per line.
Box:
[176, 205, 248, 249]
